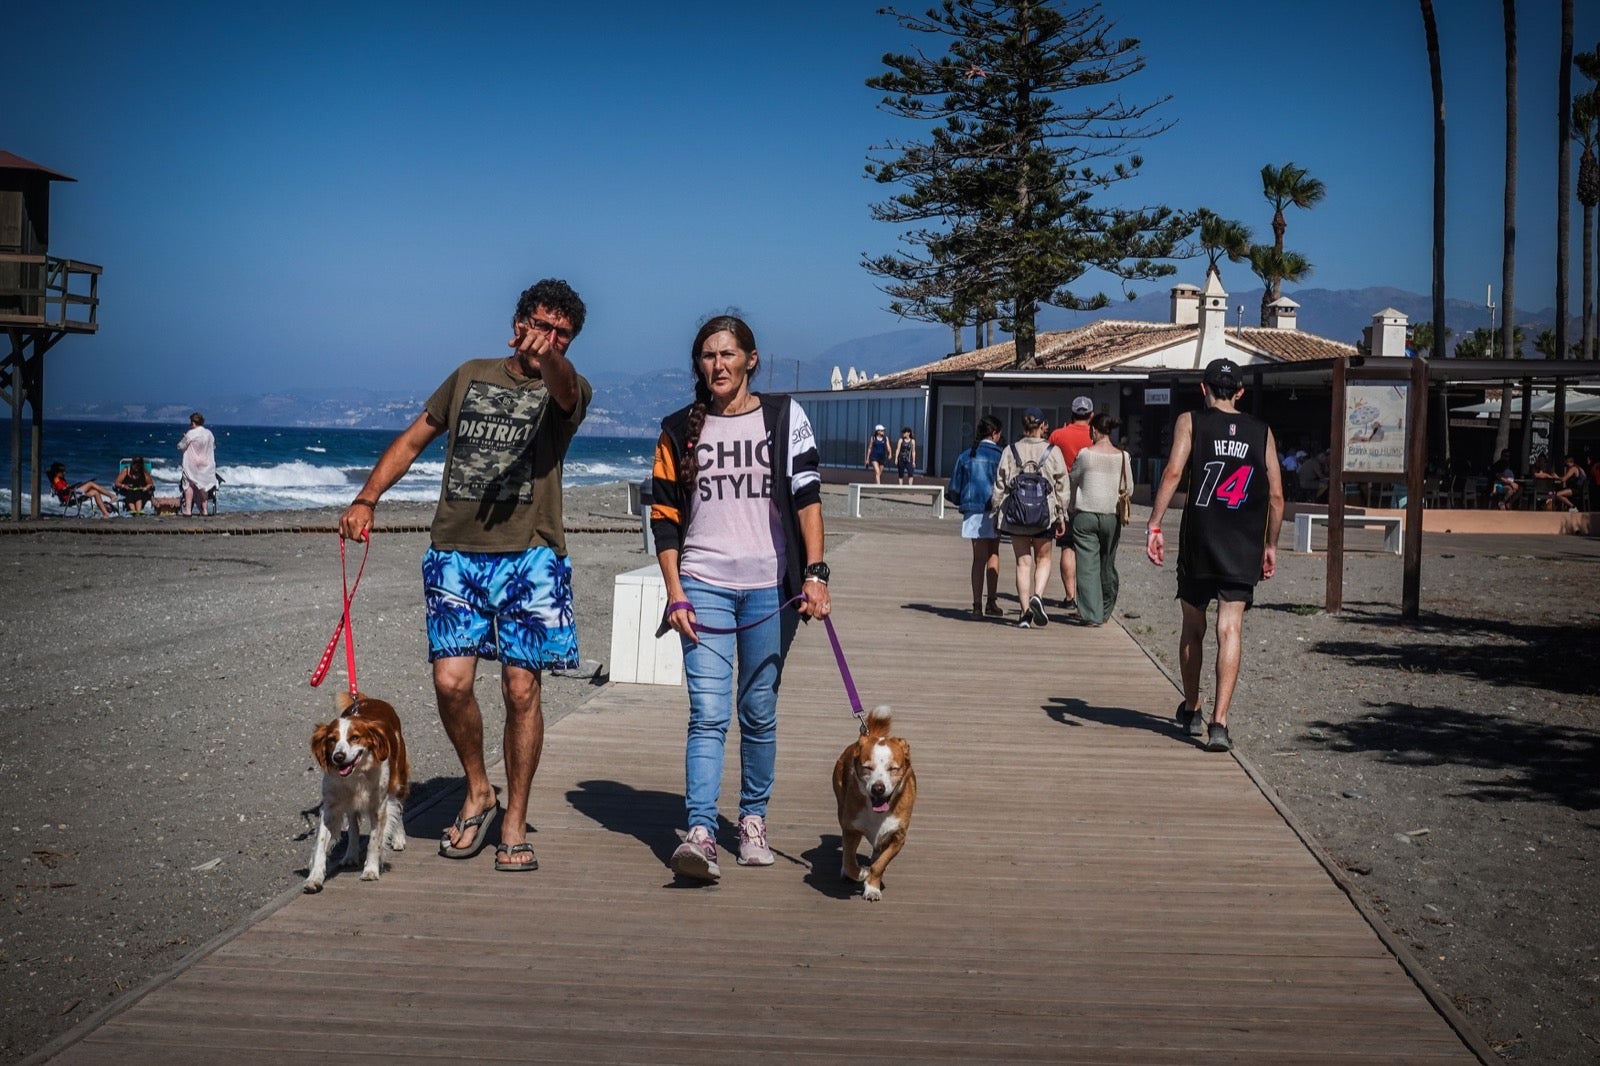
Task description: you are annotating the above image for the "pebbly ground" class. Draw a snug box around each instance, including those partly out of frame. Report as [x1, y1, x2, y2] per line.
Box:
[3, 484, 1597, 1062]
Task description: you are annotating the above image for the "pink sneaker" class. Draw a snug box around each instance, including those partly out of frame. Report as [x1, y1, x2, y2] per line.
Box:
[670, 825, 720, 881]
[736, 814, 774, 866]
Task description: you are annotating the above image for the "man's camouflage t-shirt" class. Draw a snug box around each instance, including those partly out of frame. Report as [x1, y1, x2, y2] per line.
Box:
[424, 358, 590, 554]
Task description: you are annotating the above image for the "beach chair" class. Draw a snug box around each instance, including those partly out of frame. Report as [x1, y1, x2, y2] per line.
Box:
[47, 483, 95, 516]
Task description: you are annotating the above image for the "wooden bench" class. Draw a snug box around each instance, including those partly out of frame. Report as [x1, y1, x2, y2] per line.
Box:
[847, 482, 947, 518]
[1292, 512, 1403, 554]
[607, 565, 683, 686]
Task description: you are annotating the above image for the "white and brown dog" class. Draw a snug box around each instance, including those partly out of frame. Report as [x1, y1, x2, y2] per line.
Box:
[304, 691, 409, 893]
[832, 704, 916, 901]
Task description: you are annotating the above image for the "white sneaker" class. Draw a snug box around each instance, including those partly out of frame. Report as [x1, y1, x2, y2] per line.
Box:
[736, 814, 774, 866]
[670, 825, 720, 881]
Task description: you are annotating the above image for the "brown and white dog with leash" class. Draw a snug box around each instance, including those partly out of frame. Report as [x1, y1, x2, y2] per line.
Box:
[832, 704, 916, 901]
[304, 691, 409, 893]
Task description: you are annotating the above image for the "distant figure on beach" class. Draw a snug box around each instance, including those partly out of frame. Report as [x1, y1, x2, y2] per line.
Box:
[1145, 358, 1284, 754]
[339, 278, 592, 873]
[114, 456, 155, 514]
[990, 407, 1067, 629]
[1067, 413, 1133, 627]
[178, 413, 218, 516]
[865, 425, 891, 483]
[1048, 395, 1095, 612]
[650, 314, 829, 882]
[46, 462, 115, 517]
[893, 427, 918, 484]
[945, 414, 1005, 618]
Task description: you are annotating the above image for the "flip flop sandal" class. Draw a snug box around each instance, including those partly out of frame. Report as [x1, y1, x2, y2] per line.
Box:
[438, 802, 499, 859]
[494, 842, 538, 872]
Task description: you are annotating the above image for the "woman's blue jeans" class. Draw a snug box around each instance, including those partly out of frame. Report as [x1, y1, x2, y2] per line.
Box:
[677, 576, 798, 831]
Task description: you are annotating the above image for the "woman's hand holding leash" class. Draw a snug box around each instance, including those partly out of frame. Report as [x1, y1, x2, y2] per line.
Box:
[799, 582, 831, 619]
[664, 600, 700, 645]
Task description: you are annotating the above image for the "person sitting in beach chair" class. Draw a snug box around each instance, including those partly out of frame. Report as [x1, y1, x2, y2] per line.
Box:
[114, 456, 156, 515]
[47, 462, 116, 518]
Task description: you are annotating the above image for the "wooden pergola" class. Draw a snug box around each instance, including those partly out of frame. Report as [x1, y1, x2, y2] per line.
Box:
[1, 150, 102, 520]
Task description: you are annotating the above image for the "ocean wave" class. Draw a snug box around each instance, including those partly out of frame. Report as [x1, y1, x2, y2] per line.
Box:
[217, 460, 355, 488]
[305, 446, 327, 453]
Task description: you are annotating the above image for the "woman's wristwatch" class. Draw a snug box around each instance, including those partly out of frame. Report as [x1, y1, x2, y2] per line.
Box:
[803, 562, 830, 585]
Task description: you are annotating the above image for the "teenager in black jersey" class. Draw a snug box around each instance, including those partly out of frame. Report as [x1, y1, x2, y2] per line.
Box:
[1144, 358, 1285, 753]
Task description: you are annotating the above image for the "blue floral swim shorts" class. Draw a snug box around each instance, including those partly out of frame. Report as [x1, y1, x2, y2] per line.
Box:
[422, 546, 579, 671]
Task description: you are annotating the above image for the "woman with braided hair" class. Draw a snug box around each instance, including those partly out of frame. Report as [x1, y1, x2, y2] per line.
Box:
[649, 314, 830, 882]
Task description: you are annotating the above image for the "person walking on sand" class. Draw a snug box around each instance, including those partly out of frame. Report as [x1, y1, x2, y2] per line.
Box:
[177, 412, 218, 516]
[1048, 395, 1095, 612]
[650, 314, 830, 882]
[1068, 413, 1133, 627]
[945, 414, 1005, 618]
[1145, 358, 1284, 753]
[339, 278, 591, 873]
[893, 426, 918, 485]
[991, 407, 1068, 629]
[864, 424, 891, 484]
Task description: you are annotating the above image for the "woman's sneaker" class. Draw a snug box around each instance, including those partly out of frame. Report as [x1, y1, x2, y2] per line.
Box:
[670, 826, 720, 881]
[736, 814, 775, 866]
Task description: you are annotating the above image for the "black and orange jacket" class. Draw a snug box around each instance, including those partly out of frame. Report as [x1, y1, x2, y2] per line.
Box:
[650, 393, 822, 604]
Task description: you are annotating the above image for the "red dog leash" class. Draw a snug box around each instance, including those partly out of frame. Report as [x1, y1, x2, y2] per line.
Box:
[309, 534, 370, 698]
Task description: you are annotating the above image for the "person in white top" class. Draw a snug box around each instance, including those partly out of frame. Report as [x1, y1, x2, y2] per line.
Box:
[1068, 413, 1134, 626]
[650, 315, 831, 883]
[177, 412, 218, 516]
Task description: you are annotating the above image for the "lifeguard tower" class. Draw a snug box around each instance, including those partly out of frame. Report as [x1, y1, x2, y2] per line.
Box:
[1, 150, 102, 520]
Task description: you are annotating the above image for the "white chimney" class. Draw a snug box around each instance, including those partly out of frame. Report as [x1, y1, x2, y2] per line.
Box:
[1266, 296, 1299, 331]
[830, 366, 843, 391]
[1370, 308, 1408, 358]
[1170, 282, 1201, 325]
[1194, 269, 1229, 364]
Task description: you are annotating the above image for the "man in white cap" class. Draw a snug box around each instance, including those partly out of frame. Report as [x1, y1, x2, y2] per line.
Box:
[1144, 358, 1284, 753]
[1047, 395, 1096, 610]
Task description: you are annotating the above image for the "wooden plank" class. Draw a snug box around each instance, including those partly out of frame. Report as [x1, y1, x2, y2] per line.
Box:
[46, 526, 1480, 1065]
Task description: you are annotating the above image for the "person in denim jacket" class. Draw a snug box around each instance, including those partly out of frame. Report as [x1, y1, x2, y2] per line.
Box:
[944, 414, 1005, 618]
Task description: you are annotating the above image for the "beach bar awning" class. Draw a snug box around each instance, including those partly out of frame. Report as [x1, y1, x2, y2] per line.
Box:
[1450, 390, 1600, 424]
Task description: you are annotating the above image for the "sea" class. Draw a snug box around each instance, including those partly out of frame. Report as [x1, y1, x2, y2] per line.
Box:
[1, 419, 655, 514]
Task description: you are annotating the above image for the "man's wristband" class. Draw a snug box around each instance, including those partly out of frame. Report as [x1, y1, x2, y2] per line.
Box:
[352, 498, 378, 510]
[803, 575, 828, 586]
[1145, 527, 1162, 535]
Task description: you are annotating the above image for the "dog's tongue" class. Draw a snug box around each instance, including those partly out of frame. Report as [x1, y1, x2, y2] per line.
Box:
[871, 800, 890, 813]
[338, 763, 356, 777]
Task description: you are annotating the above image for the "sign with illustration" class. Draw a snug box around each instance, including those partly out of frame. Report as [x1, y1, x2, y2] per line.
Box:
[1343, 382, 1407, 474]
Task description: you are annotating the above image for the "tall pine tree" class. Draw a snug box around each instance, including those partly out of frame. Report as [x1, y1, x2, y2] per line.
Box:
[864, 1, 1190, 368]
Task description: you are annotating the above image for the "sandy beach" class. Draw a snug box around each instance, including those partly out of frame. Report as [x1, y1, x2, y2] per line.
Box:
[3, 483, 1598, 1063]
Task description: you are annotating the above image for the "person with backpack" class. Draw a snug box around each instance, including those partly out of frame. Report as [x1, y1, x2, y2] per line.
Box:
[989, 407, 1068, 628]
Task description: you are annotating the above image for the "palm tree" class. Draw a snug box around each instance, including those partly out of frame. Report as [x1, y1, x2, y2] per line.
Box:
[1580, 44, 1600, 361]
[1258, 163, 1325, 322]
[1247, 246, 1312, 325]
[1196, 209, 1252, 283]
[1575, 90, 1598, 362]
[1552, 0, 1573, 462]
[1423, 0, 1450, 463]
[1411, 321, 1450, 358]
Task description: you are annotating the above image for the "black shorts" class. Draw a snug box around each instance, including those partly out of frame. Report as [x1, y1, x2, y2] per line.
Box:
[1054, 516, 1072, 548]
[1177, 578, 1255, 609]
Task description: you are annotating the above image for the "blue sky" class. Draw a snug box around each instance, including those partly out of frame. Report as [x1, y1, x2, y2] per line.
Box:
[8, 1, 1595, 408]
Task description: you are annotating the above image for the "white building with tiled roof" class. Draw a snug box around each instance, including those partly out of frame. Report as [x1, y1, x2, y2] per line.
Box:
[795, 271, 1372, 481]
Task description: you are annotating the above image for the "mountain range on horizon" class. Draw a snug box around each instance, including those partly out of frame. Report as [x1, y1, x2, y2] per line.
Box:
[48, 284, 1582, 438]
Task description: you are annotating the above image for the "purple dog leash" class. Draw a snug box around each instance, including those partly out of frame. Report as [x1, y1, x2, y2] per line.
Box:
[659, 593, 867, 731]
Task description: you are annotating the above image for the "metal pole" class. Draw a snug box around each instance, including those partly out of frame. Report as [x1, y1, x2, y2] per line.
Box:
[1326, 357, 1347, 614]
[1402, 356, 1428, 620]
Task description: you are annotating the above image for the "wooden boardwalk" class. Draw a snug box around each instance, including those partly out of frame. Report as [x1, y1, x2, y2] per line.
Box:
[45, 521, 1481, 1064]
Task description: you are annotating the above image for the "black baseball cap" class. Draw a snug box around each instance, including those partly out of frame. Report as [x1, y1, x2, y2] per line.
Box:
[1203, 358, 1241, 390]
